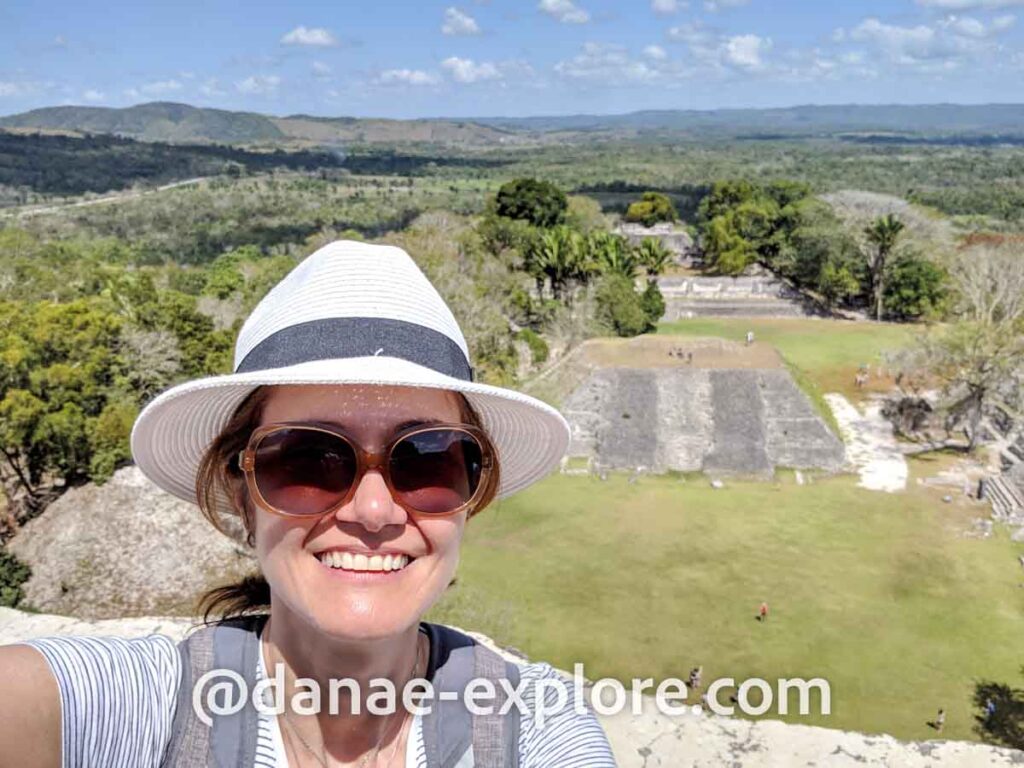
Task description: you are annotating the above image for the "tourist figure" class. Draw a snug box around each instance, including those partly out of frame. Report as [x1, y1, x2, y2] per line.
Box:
[691, 665, 703, 690]
[686, 351, 694, 365]
[758, 601, 769, 622]
[985, 698, 996, 722]
[935, 708, 946, 733]
[745, 330, 754, 346]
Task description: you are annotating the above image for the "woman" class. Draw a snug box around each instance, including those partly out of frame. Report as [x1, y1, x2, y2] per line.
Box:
[0, 240, 617, 767]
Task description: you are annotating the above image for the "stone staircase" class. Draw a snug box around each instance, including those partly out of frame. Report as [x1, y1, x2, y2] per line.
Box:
[981, 474, 1024, 523]
[658, 275, 824, 319]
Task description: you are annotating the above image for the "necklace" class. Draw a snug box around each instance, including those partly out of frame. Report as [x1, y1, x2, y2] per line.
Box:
[272, 629, 425, 768]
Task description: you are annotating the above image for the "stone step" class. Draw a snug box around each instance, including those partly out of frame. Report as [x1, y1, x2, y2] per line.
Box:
[982, 475, 1024, 519]
[664, 299, 813, 319]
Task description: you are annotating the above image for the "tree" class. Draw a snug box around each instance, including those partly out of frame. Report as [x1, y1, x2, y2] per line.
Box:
[636, 238, 674, 278]
[594, 274, 652, 337]
[494, 178, 568, 228]
[624, 192, 678, 227]
[890, 242, 1024, 451]
[883, 254, 948, 321]
[817, 261, 860, 309]
[587, 231, 639, 280]
[864, 213, 906, 321]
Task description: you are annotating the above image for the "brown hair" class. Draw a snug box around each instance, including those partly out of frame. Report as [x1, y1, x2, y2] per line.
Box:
[193, 384, 501, 622]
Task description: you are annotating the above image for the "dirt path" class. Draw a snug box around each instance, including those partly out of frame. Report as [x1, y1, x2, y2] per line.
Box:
[824, 393, 908, 492]
[3, 176, 208, 219]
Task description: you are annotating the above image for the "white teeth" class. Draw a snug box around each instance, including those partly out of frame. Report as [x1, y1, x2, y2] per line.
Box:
[319, 552, 411, 572]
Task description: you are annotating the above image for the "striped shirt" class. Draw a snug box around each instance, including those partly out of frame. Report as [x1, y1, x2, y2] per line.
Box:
[22, 627, 617, 767]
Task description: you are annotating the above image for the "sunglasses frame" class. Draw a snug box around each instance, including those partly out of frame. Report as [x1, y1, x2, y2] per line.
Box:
[236, 420, 496, 520]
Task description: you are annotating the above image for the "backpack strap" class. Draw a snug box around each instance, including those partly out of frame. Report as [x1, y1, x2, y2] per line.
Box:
[162, 615, 520, 768]
[160, 614, 267, 768]
[420, 622, 521, 768]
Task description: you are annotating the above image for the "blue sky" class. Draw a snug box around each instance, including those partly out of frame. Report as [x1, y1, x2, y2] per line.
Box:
[2, 0, 1023, 119]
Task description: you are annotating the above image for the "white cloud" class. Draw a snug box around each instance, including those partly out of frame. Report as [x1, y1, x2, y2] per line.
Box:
[236, 75, 282, 94]
[669, 23, 774, 74]
[441, 56, 501, 83]
[378, 69, 441, 86]
[916, 0, 1024, 8]
[644, 44, 668, 60]
[123, 87, 140, 100]
[140, 79, 182, 95]
[554, 42, 665, 81]
[849, 16, 999, 67]
[667, 21, 714, 46]
[280, 26, 338, 47]
[832, 27, 847, 42]
[539, 0, 590, 24]
[442, 7, 481, 35]
[651, 0, 686, 13]
[704, 0, 748, 11]
[53, 34, 68, 47]
[0, 82, 20, 97]
[199, 78, 225, 96]
[993, 13, 1018, 29]
[311, 61, 333, 80]
[82, 89, 104, 102]
[723, 34, 771, 71]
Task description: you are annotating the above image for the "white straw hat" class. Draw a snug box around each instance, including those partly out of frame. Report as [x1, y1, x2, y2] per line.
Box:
[130, 239, 571, 519]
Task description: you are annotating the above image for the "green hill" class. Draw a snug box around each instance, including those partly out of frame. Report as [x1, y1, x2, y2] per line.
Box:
[0, 102, 516, 147]
[0, 102, 284, 144]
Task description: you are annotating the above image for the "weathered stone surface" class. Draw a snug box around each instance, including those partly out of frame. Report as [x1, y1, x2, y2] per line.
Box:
[654, 369, 713, 472]
[761, 371, 845, 471]
[659, 275, 824, 319]
[7, 465, 256, 619]
[704, 370, 772, 476]
[563, 365, 843, 476]
[2, 607, 1020, 767]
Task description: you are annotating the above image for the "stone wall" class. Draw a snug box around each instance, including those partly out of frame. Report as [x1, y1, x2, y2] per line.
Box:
[562, 367, 844, 476]
[1, 607, 1019, 767]
[659, 275, 825, 319]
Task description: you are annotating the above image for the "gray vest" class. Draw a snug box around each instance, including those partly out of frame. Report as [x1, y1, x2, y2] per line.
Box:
[160, 614, 521, 768]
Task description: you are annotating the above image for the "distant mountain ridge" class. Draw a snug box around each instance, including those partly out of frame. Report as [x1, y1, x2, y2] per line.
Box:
[3, 101, 1024, 146]
[467, 103, 1024, 136]
[0, 101, 515, 146]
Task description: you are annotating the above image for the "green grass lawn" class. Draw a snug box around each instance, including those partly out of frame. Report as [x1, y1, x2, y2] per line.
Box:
[428, 463, 1024, 744]
[656, 317, 916, 402]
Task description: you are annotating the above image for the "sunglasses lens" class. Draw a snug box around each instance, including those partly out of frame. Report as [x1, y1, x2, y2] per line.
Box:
[390, 429, 484, 514]
[253, 428, 356, 516]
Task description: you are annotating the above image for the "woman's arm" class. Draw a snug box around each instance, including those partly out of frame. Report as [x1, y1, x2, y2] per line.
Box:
[0, 644, 62, 768]
[0, 634, 182, 768]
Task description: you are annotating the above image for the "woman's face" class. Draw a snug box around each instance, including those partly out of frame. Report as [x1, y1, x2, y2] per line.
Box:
[250, 383, 469, 640]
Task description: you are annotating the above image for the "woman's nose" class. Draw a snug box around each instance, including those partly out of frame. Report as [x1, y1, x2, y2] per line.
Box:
[336, 468, 407, 532]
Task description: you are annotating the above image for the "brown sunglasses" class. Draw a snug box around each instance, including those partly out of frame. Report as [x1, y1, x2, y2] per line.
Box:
[237, 420, 495, 519]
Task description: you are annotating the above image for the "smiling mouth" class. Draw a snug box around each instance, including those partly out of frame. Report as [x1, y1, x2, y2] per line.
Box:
[315, 551, 414, 573]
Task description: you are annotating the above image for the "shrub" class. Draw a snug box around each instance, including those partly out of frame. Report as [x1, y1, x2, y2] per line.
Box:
[0, 550, 31, 608]
[883, 255, 949, 321]
[494, 178, 568, 228]
[624, 192, 678, 227]
[594, 274, 652, 337]
[639, 280, 666, 325]
[515, 328, 550, 365]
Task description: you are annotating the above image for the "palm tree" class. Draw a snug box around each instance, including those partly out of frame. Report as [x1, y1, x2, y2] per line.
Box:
[636, 237, 674, 278]
[864, 213, 905, 321]
[534, 227, 577, 302]
[588, 231, 639, 280]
